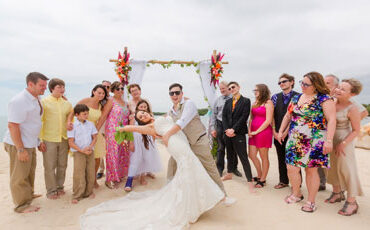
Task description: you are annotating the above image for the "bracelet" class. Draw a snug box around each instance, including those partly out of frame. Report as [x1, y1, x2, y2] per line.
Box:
[342, 141, 347, 145]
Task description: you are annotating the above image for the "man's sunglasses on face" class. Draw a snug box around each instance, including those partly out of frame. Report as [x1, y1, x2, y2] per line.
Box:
[169, 91, 181, 96]
[228, 85, 236, 90]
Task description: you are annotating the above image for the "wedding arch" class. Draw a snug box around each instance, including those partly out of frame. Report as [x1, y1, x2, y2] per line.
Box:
[109, 47, 229, 108]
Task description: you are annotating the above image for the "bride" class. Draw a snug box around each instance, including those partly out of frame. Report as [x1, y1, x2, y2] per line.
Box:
[80, 110, 227, 230]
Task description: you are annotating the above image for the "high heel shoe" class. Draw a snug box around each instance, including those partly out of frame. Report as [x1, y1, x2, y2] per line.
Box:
[338, 201, 358, 216]
[325, 191, 345, 203]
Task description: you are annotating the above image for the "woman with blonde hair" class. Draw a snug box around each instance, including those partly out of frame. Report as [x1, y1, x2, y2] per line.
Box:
[326, 78, 363, 216]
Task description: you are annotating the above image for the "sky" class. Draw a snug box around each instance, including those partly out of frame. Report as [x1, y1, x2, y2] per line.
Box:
[0, 0, 370, 115]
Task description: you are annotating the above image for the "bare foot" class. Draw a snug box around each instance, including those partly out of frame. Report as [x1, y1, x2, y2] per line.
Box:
[32, 194, 42, 199]
[113, 182, 120, 189]
[140, 176, 148, 185]
[46, 192, 59, 200]
[248, 182, 256, 193]
[89, 193, 96, 199]
[57, 190, 66, 196]
[94, 181, 100, 189]
[124, 186, 132, 192]
[21, 205, 40, 213]
[146, 172, 156, 179]
[71, 199, 78, 204]
[222, 173, 232, 181]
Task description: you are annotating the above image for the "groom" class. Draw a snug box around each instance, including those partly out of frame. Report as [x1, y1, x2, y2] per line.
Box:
[162, 83, 225, 194]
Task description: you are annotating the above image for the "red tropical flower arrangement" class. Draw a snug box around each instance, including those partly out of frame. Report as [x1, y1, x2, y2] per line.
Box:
[210, 52, 225, 87]
[115, 50, 132, 86]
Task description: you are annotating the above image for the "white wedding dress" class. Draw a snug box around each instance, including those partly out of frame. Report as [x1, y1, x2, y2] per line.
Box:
[80, 116, 225, 230]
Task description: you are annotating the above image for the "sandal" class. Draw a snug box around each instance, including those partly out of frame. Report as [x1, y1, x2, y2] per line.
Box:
[301, 201, 317, 213]
[338, 201, 358, 216]
[284, 194, 304, 204]
[325, 191, 345, 203]
[255, 180, 266, 188]
[105, 181, 115, 189]
[252, 177, 260, 182]
[274, 183, 289, 189]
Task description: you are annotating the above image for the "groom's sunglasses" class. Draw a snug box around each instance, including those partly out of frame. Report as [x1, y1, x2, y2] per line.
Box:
[169, 91, 181, 96]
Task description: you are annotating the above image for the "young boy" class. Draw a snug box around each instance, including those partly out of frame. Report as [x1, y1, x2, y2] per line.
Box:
[40, 78, 72, 199]
[67, 104, 97, 204]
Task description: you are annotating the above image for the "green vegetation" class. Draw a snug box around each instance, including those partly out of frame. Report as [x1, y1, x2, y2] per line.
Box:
[362, 104, 370, 116]
[153, 112, 166, 116]
[153, 108, 209, 116]
[197, 108, 209, 116]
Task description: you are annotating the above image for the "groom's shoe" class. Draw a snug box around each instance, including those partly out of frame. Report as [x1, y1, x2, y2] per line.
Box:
[233, 170, 242, 177]
[223, 197, 236, 206]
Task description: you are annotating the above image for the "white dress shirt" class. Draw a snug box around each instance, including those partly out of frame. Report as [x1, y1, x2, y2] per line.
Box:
[170, 98, 198, 129]
[67, 119, 98, 152]
[3, 89, 43, 148]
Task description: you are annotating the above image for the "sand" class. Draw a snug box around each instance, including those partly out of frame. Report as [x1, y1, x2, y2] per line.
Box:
[0, 142, 369, 230]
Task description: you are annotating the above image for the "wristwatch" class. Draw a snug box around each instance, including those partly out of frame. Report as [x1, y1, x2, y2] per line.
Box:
[17, 148, 25, 153]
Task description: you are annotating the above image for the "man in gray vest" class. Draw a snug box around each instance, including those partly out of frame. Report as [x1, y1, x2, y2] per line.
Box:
[162, 83, 225, 194]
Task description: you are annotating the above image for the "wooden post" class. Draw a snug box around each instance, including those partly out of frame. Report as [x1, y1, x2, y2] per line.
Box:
[213, 49, 217, 61]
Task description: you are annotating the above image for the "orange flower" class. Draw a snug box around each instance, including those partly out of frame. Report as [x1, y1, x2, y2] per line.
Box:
[215, 62, 221, 68]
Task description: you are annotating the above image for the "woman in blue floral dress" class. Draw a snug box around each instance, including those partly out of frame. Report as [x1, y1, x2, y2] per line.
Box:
[277, 72, 336, 212]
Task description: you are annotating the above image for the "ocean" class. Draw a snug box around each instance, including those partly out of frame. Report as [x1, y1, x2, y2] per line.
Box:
[1, 115, 370, 141]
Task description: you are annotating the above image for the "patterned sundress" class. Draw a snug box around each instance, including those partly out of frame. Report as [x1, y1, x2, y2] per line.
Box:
[105, 99, 130, 182]
[285, 93, 332, 168]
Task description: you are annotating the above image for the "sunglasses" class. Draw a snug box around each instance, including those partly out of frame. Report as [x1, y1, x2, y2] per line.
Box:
[228, 85, 236, 90]
[104, 85, 110, 89]
[169, 91, 181, 96]
[299, 80, 312, 88]
[278, 80, 290, 85]
[116, 87, 124, 91]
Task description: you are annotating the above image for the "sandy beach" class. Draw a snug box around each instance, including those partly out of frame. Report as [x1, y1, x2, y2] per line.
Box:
[0, 142, 369, 230]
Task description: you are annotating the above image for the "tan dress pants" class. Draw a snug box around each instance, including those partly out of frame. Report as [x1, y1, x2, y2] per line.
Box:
[167, 135, 226, 194]
[72, 151, 95, 200]
[4, 143, 36, 213]
[42, 139, 69, 194]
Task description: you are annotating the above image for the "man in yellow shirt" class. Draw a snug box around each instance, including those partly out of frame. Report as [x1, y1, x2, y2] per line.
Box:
[40, 78, 72, 199]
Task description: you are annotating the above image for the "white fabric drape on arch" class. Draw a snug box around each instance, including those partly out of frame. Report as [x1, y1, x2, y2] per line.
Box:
[123, 60, 147, 100]
[197, 60, 217, 108]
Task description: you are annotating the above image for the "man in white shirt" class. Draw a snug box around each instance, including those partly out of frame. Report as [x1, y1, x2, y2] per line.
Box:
[3, 72, 48, 213]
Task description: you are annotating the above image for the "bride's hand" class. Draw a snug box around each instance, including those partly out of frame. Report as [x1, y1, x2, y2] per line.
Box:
[162, 133, 170, 147]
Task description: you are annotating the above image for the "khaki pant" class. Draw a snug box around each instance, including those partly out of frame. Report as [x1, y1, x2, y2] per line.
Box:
[167, 135, 226, 194]
[72, 151, 95, 200]
[4, 143, 36, 213]
[42, 139, 69, 194]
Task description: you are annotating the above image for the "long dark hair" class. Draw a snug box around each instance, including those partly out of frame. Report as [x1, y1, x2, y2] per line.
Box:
[135, 99, 152, 115]
[134, 109, 153, 150]
[91, 84, 108, 108]
[254, 84, 271, 107]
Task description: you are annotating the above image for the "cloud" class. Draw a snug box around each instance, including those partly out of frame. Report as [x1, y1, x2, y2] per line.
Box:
[0, 0, 370, 116]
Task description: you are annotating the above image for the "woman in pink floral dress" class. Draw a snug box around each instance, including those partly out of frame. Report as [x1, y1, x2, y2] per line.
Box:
[97, 81, 131, 188]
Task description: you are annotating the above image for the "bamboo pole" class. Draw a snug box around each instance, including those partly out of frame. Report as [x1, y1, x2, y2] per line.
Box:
[109, 59, 229, 64]
[109, 47, 229, 64]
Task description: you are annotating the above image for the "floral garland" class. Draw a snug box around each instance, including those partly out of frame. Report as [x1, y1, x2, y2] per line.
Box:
[210, 52, 224, 87]
[115, 50, 132, 86]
